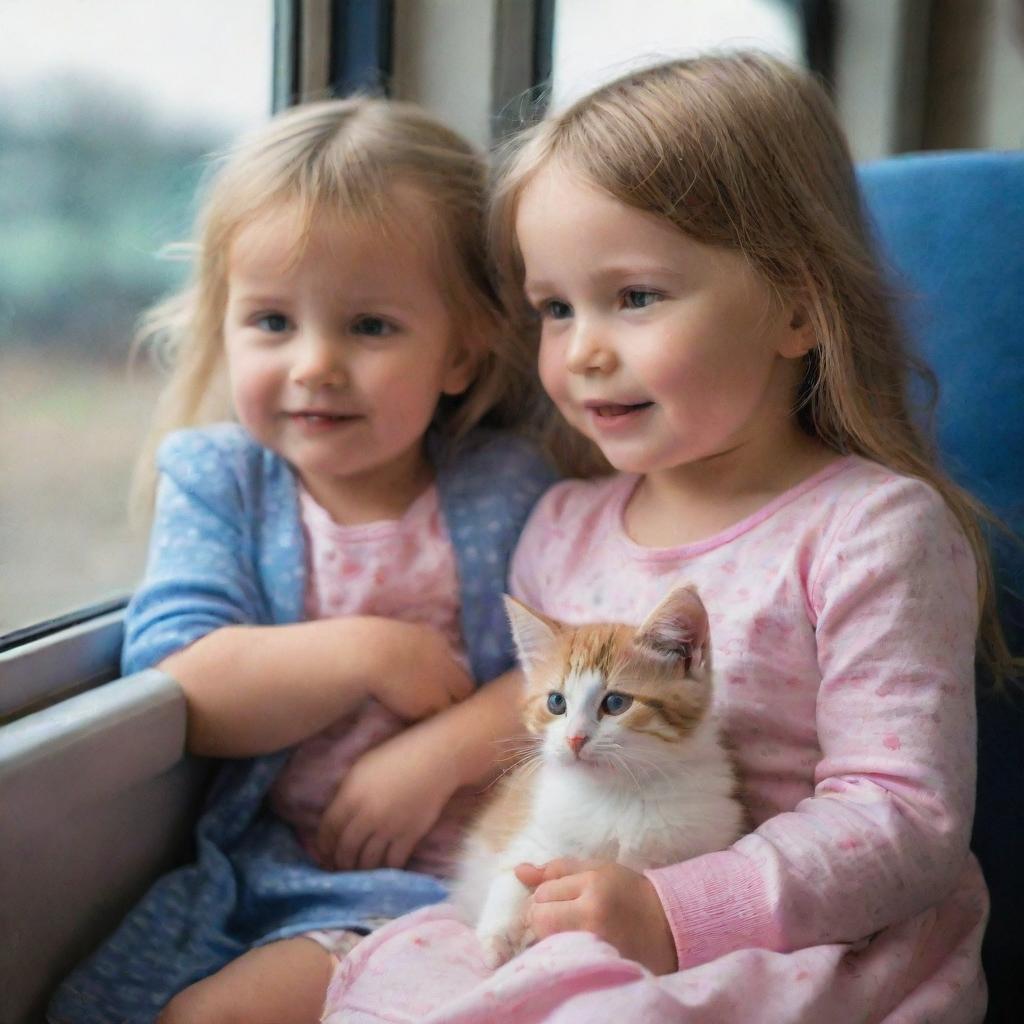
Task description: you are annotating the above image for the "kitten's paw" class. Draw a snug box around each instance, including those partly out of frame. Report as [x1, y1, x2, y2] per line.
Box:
[479, 932, 516, 969]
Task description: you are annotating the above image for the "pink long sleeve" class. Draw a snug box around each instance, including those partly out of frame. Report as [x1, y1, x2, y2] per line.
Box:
[646, 475, 979, 967]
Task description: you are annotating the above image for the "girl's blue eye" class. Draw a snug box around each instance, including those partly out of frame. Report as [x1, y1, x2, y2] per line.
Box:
[542, 300, 573, 321]
[623, 289, 660, 310]
[601, 692, 633, 716]
[547, 692, 567, 715]
[352, 316, 395, 337]
[257, 313, 290, 333]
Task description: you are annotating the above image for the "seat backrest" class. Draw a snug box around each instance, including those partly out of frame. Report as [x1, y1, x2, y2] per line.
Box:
[857, 151, 1024, 1021]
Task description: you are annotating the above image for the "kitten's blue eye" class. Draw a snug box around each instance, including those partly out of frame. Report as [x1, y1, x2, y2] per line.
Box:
[256, 313, 290, 333]
[623, 289, 660, 310]
[601, 692, 633, 715]
[352, 315, 395, 337]
[546, 692, 567, 715]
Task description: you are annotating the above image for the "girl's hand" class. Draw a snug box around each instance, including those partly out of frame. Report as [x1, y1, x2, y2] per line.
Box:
[316, 722, 458, 871]
[515, 859, 679, 975]
[368, 622, 474, 721]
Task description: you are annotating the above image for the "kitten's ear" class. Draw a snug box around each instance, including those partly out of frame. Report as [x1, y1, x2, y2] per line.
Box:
[504, 595, 560, 675]
[634, 585, 708, 669]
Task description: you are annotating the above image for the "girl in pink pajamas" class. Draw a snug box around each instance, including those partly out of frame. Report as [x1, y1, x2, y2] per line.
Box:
[319, 52, 1015, 1023]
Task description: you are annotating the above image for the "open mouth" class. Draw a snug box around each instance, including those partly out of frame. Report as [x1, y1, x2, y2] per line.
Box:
[591, 402, 653, 418]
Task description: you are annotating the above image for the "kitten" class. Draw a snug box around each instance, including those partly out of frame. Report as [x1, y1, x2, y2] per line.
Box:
[452, 584, 746, 968]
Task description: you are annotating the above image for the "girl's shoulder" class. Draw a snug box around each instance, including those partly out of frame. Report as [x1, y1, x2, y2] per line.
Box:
[526, 473, 631, 529]
[434, 428, 558, 491]
[806, 455, 974, 607]
[812, 455, 961, 542]
[508, 474, 628, 609]
[513, 473, 630, 570]
[156, 422, 295, 513]
[434, 428, 559, 532]
[158, 421, 267, 468]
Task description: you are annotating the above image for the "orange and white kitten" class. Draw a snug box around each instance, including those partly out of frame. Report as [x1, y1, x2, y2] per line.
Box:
[453, 585, 746, 968]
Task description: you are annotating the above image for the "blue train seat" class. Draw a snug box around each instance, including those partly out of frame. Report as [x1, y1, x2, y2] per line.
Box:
[858, 151, 1024, 1020]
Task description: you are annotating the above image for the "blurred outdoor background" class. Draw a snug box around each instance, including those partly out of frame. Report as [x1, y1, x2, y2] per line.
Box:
[0, 0, 272, 632]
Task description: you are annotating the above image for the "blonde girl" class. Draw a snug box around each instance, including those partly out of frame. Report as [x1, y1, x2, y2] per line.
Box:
[318, 53, 1016, 1023]
[48, 98, 554, 1024]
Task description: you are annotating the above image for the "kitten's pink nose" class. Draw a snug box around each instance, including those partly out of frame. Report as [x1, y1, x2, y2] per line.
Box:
[567, 734, 589, 756]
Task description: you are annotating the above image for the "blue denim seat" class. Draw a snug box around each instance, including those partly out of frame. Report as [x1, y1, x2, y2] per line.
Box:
[858, 152, 1024, 1020]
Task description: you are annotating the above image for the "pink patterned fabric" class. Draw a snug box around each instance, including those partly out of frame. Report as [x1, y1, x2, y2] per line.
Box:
[321, 456, 989, 1022]
[270, 483, 477, 878]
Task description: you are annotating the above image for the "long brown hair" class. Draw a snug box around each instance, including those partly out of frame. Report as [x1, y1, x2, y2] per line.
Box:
[490, 51, 1019, 686]
[132, 97, 538, 514]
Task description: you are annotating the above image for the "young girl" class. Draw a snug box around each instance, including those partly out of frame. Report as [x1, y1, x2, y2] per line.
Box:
[47, 98, 555, 1024]
[317, 53, 1015, 1023]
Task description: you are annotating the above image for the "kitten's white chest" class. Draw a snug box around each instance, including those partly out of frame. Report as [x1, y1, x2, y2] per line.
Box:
[529, 766, 714, 870]
[533, 773, 628, 861]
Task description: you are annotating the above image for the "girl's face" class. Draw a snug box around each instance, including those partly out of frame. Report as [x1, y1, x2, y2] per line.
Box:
[515, 164, 813, 482]
[222, 194, 476, 510]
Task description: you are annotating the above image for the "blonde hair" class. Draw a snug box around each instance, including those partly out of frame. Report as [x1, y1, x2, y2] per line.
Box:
[133, 97, 537, 512]
[491, 51, 1019, 685]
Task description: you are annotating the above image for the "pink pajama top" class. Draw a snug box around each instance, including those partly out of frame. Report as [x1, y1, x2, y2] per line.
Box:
[324, 455, 990, 1023]
[269, 484, 476, 877]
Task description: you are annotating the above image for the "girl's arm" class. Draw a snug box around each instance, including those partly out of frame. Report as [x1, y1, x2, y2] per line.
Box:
[643, 476, 981, 969]
[160, 617, 474, 758]
[417, 666, 526, 789]
[128, 428, 471, 758]
[316, 668, 526, 870]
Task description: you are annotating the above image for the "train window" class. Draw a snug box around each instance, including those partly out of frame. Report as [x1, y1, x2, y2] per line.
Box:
[547, 0, 803, 109]
[538, 1, 1024, 160]
[0, 0, 273, 637]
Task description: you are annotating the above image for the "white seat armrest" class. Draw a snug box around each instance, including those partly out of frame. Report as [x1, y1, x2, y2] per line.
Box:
[0, 670, 209, 1024]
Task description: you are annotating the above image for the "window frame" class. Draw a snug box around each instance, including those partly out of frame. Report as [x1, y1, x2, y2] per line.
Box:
[0, 606, 125, 724]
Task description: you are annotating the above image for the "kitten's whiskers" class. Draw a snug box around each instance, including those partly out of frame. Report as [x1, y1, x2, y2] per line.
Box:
[609, 745, 674, 788]
[601, 748, 643, 795]
[484, 747, 543, 791]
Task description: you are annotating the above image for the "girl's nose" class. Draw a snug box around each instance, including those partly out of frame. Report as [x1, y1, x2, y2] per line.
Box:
[290, 331, 344, 389]
[565, 320, 617, 376]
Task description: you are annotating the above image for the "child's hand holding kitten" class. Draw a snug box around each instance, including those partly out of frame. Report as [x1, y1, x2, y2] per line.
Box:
[516, 858, 679, 974]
